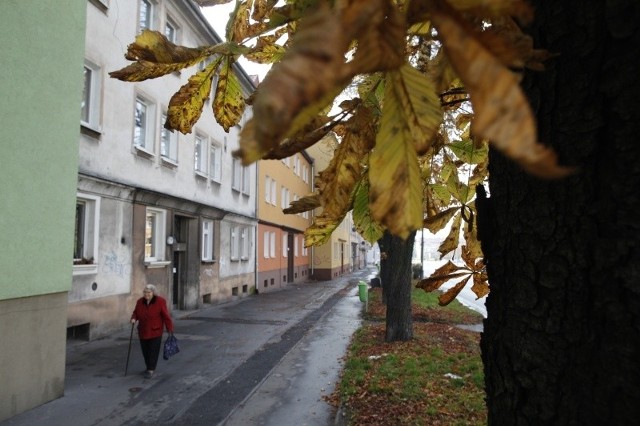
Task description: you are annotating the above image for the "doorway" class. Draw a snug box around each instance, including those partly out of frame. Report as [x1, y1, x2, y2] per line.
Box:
[172, 215, 188, 309]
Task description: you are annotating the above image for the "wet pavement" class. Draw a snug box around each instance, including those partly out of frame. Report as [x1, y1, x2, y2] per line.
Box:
[2, 268, 377, 426]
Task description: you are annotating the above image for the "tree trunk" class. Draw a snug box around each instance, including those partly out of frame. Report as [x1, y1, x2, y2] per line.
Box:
[381, 230, 416, 342]
[481, 1, 640, 424]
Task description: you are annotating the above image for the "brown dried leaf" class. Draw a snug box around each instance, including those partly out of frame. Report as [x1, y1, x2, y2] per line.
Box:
[438, 210, 462, 259]
[283, 193, 321, 214]
[423, 206, 458, 234]
[438, 277, 470, 306]
[471, 270, 490, 299]
[416, 260, 466, 292]
[431, 6, 573, 178]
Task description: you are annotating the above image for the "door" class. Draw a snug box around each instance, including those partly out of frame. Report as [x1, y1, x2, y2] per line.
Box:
[172, 216, 188, 309]
[287, 233, 294, 283]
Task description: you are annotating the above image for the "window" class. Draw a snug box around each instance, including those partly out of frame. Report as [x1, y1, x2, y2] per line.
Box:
[74, 194, 100, 274]
[232, 157, 242, 191]
[294, 155, 300, 176]
[230, 226, 238, 260]
[281, 187, 290, 209]
[294, 235, 299, 257]
[202, 219, 214, 261]
[165, 17, 178, 43]
[145, 207, 166, 263]
[160, 113, 178, 162]
[242, 165, 250, 194]
[194, 134, 207, 175]
[81, 60, 101, 131]
[210, 143, 222, 182]
[265, 176, 272, 203]
[282, 234, 288, 257]
[139, 0, 154, 32]
[302, 241, 308, 256]
[270, 231, 276, 258]
[263, 231, 270, 258]
[240, 227, 250, 260]
[134, 96, 155, 152]
[270, 179, 277, 205]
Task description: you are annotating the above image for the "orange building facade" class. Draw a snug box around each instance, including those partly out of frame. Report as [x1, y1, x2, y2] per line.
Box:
[256, 153, 314, 292]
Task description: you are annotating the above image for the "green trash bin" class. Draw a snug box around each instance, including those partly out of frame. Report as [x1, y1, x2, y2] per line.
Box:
[358, 281, 368, 303]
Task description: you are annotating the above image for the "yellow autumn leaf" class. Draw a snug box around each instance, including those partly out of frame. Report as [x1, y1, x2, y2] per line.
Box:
[316, 105, 376, 217]
[392, 64, 443, 155]
[424, 206, 459, 234]
[166, 59, 220, 134]
[110, 30, 211, 82]
[245, 43, 286, 64]
[438, 277, 470, 306]
[438, 211, 462, 258]
[431, 7, 572, 178]
[369, 71, 424, 239]
[239, 6, 350, 164]
[462, 208, 484, 260]
[304, 211, 346, 247]
[213, 57, 246, 132]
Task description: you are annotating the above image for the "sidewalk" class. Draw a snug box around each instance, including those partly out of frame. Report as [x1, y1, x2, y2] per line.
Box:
[2, 267, 377, 426]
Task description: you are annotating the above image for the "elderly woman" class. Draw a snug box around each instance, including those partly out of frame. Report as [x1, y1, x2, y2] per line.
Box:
[130, 284, 174, 379]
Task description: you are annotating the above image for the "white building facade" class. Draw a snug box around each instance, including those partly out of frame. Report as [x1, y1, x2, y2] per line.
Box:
[71, 0, 257, 340]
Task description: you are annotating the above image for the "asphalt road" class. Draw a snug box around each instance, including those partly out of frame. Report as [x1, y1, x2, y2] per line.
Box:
[3, 268, 376, 426]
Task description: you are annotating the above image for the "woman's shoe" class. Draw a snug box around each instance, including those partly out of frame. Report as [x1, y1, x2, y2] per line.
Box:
[143, 370, 154, 379]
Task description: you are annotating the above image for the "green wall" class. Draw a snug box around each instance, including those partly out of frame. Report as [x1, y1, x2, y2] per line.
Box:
[0, 0, 86, 300]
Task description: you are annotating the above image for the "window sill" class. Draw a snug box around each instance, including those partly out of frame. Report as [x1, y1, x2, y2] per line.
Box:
[210, 177, 221, 184]
[88, 0, 109, 13]
[80, 123, 102, 139]
[144, 260, 171, 269]
[134, 145, 155, 158]
[73, 264, 99, 276]
[161, 156, 178, 169]
[201, 259, 217, 264]
[195, 170, 208, 179]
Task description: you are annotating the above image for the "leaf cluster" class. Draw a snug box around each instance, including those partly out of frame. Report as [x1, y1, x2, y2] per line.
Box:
[111, 0, 574, 299]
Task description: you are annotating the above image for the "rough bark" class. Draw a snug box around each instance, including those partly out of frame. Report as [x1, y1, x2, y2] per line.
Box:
[380, 230, 416, 342]
[481, 1, 640, 424]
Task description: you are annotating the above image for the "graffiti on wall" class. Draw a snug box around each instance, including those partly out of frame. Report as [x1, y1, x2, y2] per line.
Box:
[102, 251, 130, 278]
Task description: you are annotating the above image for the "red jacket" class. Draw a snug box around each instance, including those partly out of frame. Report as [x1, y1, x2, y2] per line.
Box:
[131, 295, 174, 339]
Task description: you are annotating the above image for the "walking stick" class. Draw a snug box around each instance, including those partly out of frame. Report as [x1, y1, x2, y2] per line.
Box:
[124, 322, 135, 376]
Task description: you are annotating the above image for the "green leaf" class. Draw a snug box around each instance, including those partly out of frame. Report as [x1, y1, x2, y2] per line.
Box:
[352, 176, 384, 243]
[304, 211, 346, 247]
[166, 59, 220, 134]
[448, 139, 488, 164]
[213, 57, 246, 132]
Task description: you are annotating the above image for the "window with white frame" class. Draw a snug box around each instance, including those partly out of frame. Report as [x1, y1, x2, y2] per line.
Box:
[145, 207, 166, 263]
[210, 142, 222, 182]
[202, 219, 214, 261]
[270, 231, 276, 258]
[139, 0, 154, 32]
[134, 96, 155, 152]
[281, 187, 290, 209]
[302, 241, 308, 256]
[74, 194, 100, 271]
[160, 113, 178, 162]
[282, 234, 288, 257]
[240, 227, 250, 260]
[270, 179, 277, 205]
[294, 235, 299, 257]
[81, 60, 101, 131]
[263, 231, 270, 258]
[265, 176, 272, 204]
[165, 16, 178, 43]
[232, 157, 242, 191]
[194, 134, 207, 175]
[242, 165, 250, 195]
[230, 225, 239, 261]
[294, 155, 300, 176]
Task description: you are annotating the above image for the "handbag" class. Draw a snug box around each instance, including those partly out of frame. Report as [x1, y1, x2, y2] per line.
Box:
[163, 333, 180, 360]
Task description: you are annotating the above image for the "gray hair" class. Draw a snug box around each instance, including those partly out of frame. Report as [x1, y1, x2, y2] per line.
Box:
[144, 284, 158, 294]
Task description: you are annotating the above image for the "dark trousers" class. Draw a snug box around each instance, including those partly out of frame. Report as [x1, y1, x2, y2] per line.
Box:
[139, 336, 162, 371]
